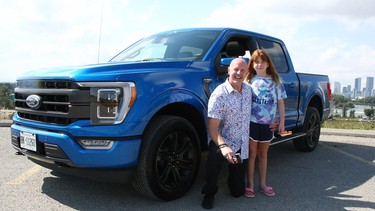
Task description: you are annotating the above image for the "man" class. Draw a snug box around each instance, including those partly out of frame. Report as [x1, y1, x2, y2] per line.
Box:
[201, 58, 251, 209]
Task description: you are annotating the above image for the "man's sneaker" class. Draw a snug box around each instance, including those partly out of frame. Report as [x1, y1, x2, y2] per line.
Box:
[202, 194, 214, 209]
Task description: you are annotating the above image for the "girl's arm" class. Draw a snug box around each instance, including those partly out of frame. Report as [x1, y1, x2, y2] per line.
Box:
[277, 99, 285, 132]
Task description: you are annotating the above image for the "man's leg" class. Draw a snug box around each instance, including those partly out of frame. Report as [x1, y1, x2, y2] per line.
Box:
[228, 158, 247, 197]
[201, 141, 223, 209]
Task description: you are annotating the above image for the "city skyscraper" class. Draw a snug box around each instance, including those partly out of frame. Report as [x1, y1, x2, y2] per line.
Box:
[365, 77, 374, 97]
[335, 77, 374, 99]
[334, 81, 341, 94]
[354, 77, 361, 97]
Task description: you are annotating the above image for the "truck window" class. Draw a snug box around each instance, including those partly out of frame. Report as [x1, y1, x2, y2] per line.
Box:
[215, 36, 257, 78]
[178, 46, 202, 58]
[110, 30, 220, 62]
[257, 39, 289, 73]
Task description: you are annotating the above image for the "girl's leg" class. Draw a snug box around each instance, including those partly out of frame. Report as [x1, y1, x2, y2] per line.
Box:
[247, 139, 258, 189]
[257, 141, 270, 189]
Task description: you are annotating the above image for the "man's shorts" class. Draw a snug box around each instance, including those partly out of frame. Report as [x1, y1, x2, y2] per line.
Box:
[249, 122, 274, 142]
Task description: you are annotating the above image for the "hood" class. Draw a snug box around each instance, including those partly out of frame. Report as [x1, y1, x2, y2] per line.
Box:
[17, 61, 193, 81]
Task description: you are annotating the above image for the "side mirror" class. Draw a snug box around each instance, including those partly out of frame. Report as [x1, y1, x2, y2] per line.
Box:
[220, 58, 233, 66]
[217, 58, 249, 78]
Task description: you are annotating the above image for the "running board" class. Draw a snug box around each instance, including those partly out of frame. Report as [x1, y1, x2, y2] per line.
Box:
[270, 132, 306, 146]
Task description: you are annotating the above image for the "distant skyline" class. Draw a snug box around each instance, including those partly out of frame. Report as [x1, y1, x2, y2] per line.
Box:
[1, 0, 375, 84]
[334, 76, 374, 90]
[333, 76, 375, 98]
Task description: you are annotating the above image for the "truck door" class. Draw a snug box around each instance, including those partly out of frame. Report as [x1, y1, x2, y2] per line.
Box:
[256, 38, 300, 129]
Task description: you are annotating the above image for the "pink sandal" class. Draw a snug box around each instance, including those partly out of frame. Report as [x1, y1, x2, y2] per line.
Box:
[244, 188, 255, 198]
[259, 186, 275, 197]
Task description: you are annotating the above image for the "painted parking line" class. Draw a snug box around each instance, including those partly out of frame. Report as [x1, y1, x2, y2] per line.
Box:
[6, 165, 42, 185]
[322, 143, 375, 168]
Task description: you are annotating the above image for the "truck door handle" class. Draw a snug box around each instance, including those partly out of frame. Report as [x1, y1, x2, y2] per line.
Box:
[289, 82, 298, 89]
[203, 78, 213, 98]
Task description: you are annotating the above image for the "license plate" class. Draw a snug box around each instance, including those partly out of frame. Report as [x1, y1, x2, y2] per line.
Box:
[20, 131, 37, 152]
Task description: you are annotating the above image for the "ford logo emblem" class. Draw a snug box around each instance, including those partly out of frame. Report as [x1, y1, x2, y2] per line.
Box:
[26, 95, 42, 109]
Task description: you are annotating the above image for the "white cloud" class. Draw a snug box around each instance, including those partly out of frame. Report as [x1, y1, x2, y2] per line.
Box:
[197, 0, 375, 88]
[0, 0, 108, 81]
[0, 0, 374, 89]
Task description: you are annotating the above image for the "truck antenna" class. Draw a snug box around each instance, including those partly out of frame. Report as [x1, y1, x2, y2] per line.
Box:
[97, 0, 104, 63]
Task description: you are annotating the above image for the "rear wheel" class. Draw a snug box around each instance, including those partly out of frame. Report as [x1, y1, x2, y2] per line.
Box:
[293, 107, 321, 152]
[132, 115, 200, 200]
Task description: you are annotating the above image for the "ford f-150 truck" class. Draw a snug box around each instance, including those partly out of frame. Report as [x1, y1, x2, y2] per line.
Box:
[11, 28, 332, 200]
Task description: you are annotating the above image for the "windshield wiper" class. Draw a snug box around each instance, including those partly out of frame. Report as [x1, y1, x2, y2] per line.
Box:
[139, 58, 163, 62]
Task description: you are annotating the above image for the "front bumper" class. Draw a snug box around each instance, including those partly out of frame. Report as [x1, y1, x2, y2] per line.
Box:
[11, 124, 141, 169]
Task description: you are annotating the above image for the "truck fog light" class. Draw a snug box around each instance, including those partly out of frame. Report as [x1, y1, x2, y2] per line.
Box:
[77, 139, 114, 150]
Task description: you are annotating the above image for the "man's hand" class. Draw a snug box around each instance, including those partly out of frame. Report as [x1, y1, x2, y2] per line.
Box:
[220, 146, 237, 164]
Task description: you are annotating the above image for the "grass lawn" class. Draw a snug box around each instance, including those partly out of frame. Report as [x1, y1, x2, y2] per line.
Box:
[322, 118, 375, 130]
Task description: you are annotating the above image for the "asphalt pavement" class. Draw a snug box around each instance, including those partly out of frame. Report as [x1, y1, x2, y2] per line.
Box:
[1, 125, 374, 210]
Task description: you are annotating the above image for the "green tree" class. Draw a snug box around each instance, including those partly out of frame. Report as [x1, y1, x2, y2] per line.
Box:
[0, 83, 15, 109]
[331, 94, 355, 115]
[349, 109, 355, 118]
[366, 96, 375, 106]
[353, 96, 375, 106]
[332, 94, 350, 107]
[346, 102, 355, 109]
[342, 104, 348, 117]
[364, 108, 374, 118]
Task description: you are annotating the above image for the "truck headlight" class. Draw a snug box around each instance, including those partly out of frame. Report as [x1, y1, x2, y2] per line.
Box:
[78, 82, 136, 125]
[96, 88, 120, 119]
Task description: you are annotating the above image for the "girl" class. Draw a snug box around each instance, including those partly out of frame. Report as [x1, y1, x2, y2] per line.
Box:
[244, 49, 288, 198]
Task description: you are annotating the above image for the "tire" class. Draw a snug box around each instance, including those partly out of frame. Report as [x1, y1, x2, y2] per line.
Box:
[132, 115, 201, 201]
[293, 106, 321, 152]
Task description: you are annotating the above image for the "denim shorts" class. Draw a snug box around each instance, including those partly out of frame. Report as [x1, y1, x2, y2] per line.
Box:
[249, 122, 274, 142]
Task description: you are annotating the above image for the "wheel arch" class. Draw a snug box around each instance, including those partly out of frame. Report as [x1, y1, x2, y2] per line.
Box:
[145, 102, 208, 152]
[307, 95, 323, 121]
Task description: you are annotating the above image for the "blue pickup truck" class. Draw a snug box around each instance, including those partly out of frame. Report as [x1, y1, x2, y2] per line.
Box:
[11, 28, 332, 200]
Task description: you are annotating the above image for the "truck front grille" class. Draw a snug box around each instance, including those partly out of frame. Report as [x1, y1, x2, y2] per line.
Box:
[14, 80, 90, 125]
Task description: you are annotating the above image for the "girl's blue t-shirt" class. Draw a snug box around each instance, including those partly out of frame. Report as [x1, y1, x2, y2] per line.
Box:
[250, 75, 287, 124]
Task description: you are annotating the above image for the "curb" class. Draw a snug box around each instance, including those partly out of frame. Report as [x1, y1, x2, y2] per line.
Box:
[321, 128, 375, 138]
[0, 121, 12, 127]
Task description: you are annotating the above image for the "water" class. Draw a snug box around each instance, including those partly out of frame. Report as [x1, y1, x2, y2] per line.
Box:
[333, 105, 373, 117]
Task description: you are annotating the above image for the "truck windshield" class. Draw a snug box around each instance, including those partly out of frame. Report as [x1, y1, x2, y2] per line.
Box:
[109, 30, 221, 62]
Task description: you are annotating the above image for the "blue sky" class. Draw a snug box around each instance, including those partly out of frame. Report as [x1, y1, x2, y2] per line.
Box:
[1, 0, 374, 91]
